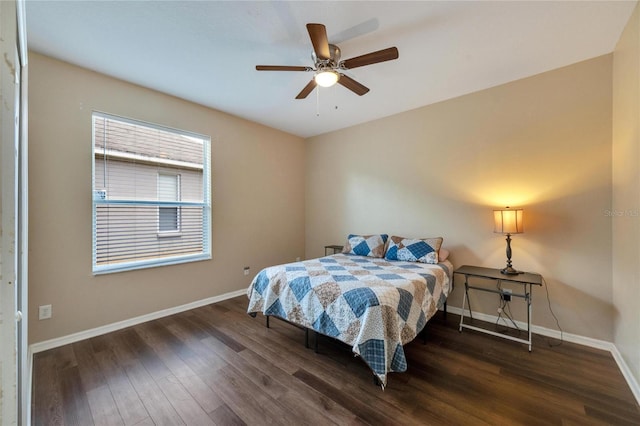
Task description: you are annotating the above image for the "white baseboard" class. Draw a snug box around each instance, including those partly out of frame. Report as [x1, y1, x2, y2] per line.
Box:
[446, 306, 612, 349]
[446, 305, 640, 405]
[29, 288, 246, 354]
[610, 344, 640, 405]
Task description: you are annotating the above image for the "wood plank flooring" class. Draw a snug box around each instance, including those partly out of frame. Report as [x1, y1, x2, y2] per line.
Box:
[32, 296, 640, 425]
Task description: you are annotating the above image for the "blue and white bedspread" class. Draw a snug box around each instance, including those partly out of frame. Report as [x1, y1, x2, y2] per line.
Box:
[246, 253, 453, 386]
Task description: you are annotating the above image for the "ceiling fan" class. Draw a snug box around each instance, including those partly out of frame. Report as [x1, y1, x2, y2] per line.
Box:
[255, 23, 399, 99]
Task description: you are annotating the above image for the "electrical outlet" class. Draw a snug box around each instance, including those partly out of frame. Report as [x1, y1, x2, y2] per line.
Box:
[243, 266, 250, 276]
[296, 257, 301, 262]
[39, 304, 52, 320]
[501, 289, 512, 302]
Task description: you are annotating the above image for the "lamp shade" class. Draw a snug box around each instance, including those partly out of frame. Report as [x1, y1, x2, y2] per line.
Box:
[494, 207, 523, 234]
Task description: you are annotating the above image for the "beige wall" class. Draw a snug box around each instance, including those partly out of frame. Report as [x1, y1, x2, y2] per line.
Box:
[28, 38, 634, 358]
[613, 3, 640, 390]
[306, 55, 614, 340]
[28, 53, 306, 343]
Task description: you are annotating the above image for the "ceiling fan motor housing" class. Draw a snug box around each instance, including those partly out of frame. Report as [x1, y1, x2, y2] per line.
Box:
[312, 44, 341, 69]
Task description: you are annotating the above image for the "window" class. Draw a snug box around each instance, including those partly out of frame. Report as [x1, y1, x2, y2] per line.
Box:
[158, 173, 180, 233]
[92, 112, 211, 274]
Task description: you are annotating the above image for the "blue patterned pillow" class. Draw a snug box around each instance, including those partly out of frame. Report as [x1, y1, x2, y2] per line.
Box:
[342, 234, 389, 258]
[385, 236, 443, 264]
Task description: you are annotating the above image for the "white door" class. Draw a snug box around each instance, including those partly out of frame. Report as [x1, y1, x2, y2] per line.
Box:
[0, 1, 27, 425]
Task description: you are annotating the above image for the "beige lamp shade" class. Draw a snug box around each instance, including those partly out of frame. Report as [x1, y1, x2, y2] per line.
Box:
[494, 207, 524, 234]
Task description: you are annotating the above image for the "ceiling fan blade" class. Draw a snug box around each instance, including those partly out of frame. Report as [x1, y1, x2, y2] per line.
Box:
[338, 74, 369, 96]
[306, 23, 330, 60]
[256, 65, 311, 71]
[342, 47, 399, 69]
[296, 80, 317, 99]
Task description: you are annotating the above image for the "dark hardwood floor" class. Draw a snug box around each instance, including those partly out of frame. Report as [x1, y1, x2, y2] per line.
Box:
[32, 296, 640, 425]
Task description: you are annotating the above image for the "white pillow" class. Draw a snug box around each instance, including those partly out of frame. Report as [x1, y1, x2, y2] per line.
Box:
[438, 248, 450, 262]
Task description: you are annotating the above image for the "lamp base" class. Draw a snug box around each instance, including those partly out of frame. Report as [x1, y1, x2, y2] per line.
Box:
[501, 266, 521, 275]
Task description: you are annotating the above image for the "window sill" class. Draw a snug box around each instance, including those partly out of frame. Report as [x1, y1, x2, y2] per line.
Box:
[93, 252, 211, 275]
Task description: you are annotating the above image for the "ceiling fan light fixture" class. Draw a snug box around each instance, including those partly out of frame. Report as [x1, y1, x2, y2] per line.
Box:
[314, 70, 339, 87]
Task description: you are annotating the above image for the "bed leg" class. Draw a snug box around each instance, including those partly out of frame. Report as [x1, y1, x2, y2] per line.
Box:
[305, 328, 309, 348]
[314, 331, 319, 353]
[266, 315, 270, 328]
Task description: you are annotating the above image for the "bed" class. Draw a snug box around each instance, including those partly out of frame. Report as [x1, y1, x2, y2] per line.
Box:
[246, 235, 453, 387]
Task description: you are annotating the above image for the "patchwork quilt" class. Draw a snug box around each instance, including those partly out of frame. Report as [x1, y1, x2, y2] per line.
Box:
[246, 253, 453, 386]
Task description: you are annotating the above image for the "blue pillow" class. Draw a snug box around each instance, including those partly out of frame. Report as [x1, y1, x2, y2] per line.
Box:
[385, 236, 443, 264]
[341, 234, 389, 258]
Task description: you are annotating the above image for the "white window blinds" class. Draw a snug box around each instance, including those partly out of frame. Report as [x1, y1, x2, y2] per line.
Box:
[92, 112, 211, 274]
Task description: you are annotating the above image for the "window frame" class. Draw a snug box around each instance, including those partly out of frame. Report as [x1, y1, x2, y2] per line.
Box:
[92, 111, 211, 275]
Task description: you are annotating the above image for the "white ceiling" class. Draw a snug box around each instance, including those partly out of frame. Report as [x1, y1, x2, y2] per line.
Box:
[25, 1, 637, 138]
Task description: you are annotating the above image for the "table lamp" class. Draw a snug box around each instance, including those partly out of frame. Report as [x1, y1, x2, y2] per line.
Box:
[494, 207, 523, 275]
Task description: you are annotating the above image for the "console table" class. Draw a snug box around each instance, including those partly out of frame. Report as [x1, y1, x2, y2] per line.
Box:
[454, 265, 543, 351]
[324, 245, 343, 256]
